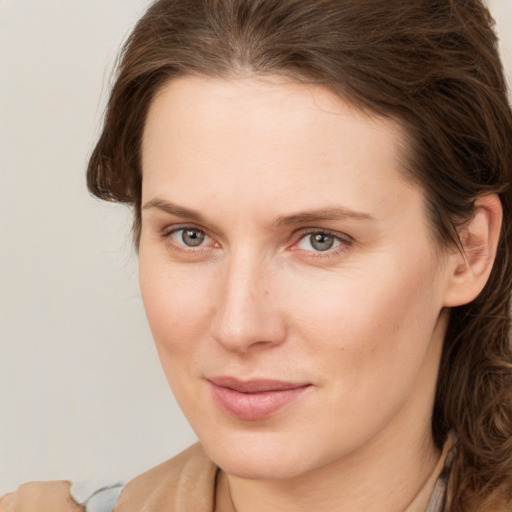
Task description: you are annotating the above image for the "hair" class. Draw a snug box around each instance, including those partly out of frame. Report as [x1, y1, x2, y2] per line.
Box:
[87, 0, 512, 510]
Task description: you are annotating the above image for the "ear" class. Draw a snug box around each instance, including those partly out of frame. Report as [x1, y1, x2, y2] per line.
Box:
[443, 193, 503, 307]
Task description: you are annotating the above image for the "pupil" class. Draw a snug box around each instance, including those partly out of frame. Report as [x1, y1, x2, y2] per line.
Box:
[311, 233, 334, 251]
[182, 229, 205, 247]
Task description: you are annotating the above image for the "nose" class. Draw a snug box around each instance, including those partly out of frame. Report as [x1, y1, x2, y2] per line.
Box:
[209, 251, 287, 353]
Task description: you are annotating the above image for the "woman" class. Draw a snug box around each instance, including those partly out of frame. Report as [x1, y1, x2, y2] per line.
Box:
[1, 0, 511, 511]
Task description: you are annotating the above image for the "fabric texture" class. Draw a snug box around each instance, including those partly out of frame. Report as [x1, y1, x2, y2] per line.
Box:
[114, 444, 218, 512]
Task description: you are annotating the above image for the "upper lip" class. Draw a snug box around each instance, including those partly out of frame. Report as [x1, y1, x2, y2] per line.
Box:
[208, 376, 311, 393]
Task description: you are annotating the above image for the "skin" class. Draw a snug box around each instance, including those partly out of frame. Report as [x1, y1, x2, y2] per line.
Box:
[138, 75, 464, 512]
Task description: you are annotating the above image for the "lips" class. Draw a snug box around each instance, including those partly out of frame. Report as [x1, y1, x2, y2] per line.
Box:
[208, 377, 311, 420]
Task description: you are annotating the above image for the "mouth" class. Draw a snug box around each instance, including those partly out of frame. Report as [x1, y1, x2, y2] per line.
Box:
[208, 377, 312, 420]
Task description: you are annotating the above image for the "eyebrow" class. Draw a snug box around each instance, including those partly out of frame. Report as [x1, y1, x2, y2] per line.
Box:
[273, 207, 374, 226]
[142, 198, 207, 223]
[142, 198, 374, 226]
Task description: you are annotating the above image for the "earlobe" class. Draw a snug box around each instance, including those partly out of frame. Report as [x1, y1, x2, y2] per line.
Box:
[443, 193, 503, 307]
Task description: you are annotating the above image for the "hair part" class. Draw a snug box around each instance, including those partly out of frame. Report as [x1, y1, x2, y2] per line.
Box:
[87, 1, 512, 509]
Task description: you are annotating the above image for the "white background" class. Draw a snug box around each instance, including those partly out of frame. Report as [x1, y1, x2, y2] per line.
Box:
[0, 0, 510, 495]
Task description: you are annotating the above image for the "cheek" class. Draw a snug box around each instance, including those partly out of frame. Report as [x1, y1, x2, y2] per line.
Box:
[281, 253, 443, 380]
[138, 253, 214, 359]
[138, 259, 218, 414]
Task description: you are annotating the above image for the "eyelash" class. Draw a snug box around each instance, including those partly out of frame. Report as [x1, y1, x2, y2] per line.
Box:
[161, 225, 352, 258]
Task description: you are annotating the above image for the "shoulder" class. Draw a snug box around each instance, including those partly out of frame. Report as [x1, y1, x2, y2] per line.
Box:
[0, 481, 84, 512]
[114, 443, 218, 512]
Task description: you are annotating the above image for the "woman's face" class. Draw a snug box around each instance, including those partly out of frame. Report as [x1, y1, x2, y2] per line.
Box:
[139, 75, 453, 479]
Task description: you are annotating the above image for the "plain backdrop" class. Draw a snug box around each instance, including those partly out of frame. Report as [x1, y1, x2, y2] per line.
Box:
[0, 0, 511, 495]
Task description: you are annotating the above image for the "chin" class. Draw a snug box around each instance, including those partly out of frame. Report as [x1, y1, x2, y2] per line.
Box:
[200, 429, 319, 480]
[215, 453, 307, 481]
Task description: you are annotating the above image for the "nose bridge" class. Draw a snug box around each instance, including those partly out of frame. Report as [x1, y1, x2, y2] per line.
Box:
[210, 246, 285, 352]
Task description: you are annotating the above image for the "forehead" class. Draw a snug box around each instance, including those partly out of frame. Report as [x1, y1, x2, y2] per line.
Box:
[141, 75, 419, 224]
[144, 75, 406, 150]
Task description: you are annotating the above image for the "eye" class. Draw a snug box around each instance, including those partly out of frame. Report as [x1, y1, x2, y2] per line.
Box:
[296, 231, 346, 252]
[169, 227, 210, 247]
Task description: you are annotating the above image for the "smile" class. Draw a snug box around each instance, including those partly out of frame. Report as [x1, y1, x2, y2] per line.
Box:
[208, 377, 311, 420]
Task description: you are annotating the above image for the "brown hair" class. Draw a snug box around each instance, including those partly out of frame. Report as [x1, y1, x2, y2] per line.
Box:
[87, 0, 512, 509]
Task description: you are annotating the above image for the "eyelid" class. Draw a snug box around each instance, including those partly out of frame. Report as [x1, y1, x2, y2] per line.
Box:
[294, 227, 352, 242]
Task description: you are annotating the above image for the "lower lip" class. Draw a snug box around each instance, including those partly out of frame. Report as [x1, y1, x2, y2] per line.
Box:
[209, 382, 310, 420]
